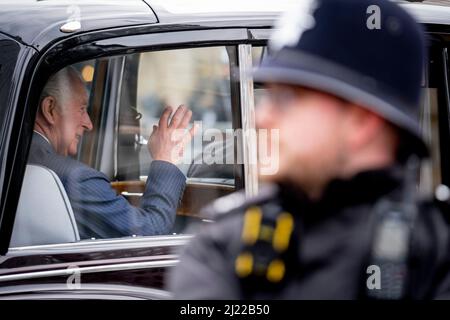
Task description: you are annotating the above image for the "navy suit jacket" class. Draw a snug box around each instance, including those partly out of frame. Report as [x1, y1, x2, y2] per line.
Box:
[28, 132, 186, 239]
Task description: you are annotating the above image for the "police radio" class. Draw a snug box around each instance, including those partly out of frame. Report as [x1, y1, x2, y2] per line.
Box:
[365, 156, 420, 300]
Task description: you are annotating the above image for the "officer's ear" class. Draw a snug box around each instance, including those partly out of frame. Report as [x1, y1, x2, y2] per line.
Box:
[39, 96, 59, 125]
[344, 104, 384, 150]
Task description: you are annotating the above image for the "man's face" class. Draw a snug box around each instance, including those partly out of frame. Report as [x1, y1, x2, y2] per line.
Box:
[53, 78, 93, 157]
[256, 84, 348, 186]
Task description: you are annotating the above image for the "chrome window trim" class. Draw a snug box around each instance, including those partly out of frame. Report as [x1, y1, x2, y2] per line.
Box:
[94, 29, 249, 51]
[249, 29, 272, 40]
[238, 44, 258, 197]
[0, 258, 179, 283]
[8, 234, 192, 252]
[0, 283, 172, 300]
[185, 180, 235, 189]
[113, 57, 126, 179]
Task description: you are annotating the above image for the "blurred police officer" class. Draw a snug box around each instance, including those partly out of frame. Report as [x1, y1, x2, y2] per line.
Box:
[168, 0, 450, 299]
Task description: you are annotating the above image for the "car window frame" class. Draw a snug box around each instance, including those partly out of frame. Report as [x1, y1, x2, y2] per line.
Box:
[0, 27, 269, 254]
[0, 34, 38, 255]
[2, 24, 450, 296]
[83, 45, 246, 231]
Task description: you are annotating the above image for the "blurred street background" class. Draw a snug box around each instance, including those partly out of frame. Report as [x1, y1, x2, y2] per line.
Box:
[422, 0, 450, 5]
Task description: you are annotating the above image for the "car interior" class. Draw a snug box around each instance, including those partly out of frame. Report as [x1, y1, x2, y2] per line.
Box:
[11, 165, 80, 247]
[11, 45, 256, 246]
[9, 36, 447, 251]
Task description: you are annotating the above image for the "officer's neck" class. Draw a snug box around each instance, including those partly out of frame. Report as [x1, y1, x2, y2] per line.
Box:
[279, 164, 402, 219]
[303, 152, 397, 201]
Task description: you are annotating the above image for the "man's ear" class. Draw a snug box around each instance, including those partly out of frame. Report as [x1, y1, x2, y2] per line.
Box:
[39, 96, 58, 125]
[345, 104, 383, 150]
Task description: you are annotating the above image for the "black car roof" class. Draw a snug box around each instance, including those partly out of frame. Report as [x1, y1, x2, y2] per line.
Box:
[0, 0, 157, 50]
[0, 0, 449, 52]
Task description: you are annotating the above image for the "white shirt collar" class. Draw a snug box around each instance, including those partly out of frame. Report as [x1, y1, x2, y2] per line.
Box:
[33, 130, 51, 145]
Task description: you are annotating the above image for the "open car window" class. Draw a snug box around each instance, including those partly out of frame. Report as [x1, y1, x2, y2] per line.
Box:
[113, 46, 238, 234]
[11, 45, 244, 247]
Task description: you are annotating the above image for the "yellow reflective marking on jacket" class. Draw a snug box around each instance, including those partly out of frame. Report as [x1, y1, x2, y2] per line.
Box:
[235, 252, 254, 278]
[273, 212, 294, 252]
[266, 259, 286, 283]
[241, 206, 263, 245]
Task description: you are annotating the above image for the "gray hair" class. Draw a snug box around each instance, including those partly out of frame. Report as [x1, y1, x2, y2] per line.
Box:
[39, 66, 84, 109]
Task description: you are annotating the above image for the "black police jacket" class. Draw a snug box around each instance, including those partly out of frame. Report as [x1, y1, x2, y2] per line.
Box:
[169, 167, 450, 299]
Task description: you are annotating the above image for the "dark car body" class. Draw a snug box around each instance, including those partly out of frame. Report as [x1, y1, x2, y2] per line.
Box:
[0, 0, 450, 299]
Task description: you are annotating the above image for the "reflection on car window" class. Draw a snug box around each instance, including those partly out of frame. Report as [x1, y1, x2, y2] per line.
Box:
[252, 46, 268, 108]
[0, 37, 21, 138]
[133, 46, 236, 233]
[250, 45, 444, 197]
[419, 86, 441, 195]
[12, 46, 239, 247]
[135, 47, 234, 180]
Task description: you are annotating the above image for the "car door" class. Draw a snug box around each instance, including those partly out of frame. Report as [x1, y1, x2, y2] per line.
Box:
[2, 10, 449, 300]
[0, 33, 38, 253]
[0, 26, 269, 298]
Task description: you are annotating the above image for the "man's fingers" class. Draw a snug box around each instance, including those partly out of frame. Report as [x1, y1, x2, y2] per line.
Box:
[158, 106, 173, 129]
[169, 105, 187, 129]
[149, 124, 158, 136]
[177, 109, 193, 129]
[188, 122, 200, 138]
[175, 124, 197, 146]
[179, 132, 193, 149]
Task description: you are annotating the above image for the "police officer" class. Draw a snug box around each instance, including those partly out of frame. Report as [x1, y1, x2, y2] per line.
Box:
[168, 0, 450, 299]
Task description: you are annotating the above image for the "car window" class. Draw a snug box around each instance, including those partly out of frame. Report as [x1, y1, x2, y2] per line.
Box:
[419, 84, 440, 194]
[252, 46, 267, 107]
[251, 45, 281, 178]
[114, 46, 237, 234]
[136, 47, 234, 181]
[11, 45, 240, 247]
[417, 45, 450, 195]
[251, 44, 447, 194]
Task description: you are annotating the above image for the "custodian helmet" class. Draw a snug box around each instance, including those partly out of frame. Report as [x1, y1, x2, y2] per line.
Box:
[254, 0, 428, 156]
